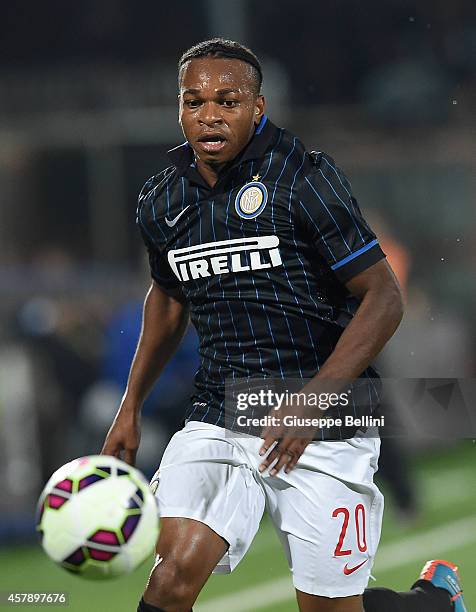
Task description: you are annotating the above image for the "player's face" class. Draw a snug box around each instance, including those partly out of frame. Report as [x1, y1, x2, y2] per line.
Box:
[179, 57, 265, 166]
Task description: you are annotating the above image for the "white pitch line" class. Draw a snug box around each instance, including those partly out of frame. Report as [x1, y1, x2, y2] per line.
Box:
[373, 515, 476, 572]
[196, 515, 476, 612]
[196, 576, 293, 612]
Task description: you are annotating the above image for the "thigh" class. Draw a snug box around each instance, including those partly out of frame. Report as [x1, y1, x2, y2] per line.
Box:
[265, 438, 384, 598]
[151, 421, 266, 573]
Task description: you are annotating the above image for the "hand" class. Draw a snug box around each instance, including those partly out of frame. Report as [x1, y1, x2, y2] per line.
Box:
[101, 404, 141, 466]
[258, 404, 317, 476]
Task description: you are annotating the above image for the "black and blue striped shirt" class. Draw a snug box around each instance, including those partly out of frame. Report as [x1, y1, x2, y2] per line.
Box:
[137, 117, 385, 436]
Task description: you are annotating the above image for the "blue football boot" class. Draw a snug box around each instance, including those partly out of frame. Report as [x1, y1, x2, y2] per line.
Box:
[420, 559, 467, 611]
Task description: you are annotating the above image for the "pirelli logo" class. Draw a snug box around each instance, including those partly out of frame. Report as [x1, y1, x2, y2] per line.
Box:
[167, 235, 283, 282]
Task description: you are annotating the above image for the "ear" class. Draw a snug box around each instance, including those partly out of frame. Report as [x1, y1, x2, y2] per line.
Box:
[254, 95, 266, 126]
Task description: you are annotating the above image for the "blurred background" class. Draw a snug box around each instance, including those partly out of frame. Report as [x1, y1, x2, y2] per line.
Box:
[0, 1, 475, 610]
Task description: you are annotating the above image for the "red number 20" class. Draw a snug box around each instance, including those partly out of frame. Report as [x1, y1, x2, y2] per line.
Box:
[332, 504, 367, 557]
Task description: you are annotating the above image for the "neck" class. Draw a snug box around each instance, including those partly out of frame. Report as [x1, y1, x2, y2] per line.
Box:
[195, 159, 224, 188]
[193, 124, 259, 187]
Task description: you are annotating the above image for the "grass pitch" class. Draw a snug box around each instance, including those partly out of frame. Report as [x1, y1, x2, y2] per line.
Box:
[1, 441, 474, 611]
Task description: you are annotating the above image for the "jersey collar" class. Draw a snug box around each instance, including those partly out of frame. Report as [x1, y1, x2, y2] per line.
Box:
[167, 116, 279, 184]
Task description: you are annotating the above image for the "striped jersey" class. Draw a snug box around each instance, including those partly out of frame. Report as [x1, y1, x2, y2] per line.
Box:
[137, 116, 385, 438]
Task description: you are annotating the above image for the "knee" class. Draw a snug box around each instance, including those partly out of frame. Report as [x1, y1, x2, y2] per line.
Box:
[145, 557, 196, 610]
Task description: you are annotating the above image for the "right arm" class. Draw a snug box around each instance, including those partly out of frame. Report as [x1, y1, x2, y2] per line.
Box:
[101, 280, 189, 465]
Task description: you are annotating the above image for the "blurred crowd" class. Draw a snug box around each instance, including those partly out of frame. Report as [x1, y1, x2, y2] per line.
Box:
[0, 1, 475, 112]
[0, 0, 475, 541]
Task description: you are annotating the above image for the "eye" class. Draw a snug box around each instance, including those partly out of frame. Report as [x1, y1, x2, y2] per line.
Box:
[184, 99, 201, 109]
[222, 100, 239, 108]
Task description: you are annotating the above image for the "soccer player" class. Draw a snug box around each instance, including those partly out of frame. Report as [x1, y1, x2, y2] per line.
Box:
[101, 39, 466, 612]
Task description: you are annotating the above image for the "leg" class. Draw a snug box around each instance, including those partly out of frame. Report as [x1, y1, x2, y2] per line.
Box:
[363, 584, 451, 612]
[363, 559, 465, 612]
[295, 581, 452, 612]
[377, 435, 418, 521]
[296, 591, 364, 612]
[141, 422, 266, 610]
[263, 438, 384, 602]
[143, 517, 228, 611]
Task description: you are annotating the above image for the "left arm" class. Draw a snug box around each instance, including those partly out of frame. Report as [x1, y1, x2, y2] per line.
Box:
[259, 258, 404, 474]
[259, 152, 405, 474]
[312, 258, 404, 380]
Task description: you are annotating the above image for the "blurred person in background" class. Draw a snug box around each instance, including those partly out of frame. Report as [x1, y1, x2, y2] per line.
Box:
[101, 283, 199, 437]
[369, 215, 419, 524]
[15, 247, 100, 480]
[97, 295, 199, 475]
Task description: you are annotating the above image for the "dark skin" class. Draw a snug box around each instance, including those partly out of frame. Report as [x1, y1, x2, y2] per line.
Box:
[178, 56, 265, 187]
[258, 258, 403, 477]
[101, 57, 404, 612]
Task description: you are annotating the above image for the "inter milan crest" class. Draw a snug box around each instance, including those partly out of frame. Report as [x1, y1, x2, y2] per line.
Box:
[235, 174, 268, 220]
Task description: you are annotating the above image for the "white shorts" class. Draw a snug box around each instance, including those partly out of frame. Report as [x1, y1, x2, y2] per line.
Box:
[150, 421, 384, 598]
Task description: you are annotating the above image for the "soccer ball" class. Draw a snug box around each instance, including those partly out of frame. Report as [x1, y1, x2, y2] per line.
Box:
[36, 455, 159, 579]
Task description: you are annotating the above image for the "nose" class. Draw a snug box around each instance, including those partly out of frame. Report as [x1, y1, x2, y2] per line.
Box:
[197, 101, 223, 126]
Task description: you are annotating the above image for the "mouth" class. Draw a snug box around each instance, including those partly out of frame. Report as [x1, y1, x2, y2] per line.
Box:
[196, 133, 228, 154]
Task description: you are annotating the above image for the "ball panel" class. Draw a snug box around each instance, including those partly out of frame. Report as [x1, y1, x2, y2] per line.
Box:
[47, 494, 67, 510]
[95, 466, 112, 474]
[63, 547, 87, 567]
[89, 530, 120, 546]
[79, 473, 105, 490]
[121, 514, 140, 542]
[88, 548, 117, 562]
[55, 479, 73, 493]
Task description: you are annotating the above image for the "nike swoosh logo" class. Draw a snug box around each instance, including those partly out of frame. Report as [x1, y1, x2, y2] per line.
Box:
[343, 559, 369, 575]
[165, 205, 190, 227]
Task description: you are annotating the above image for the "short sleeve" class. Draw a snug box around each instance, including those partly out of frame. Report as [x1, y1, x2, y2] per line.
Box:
[136, 178, 181, 291]
[298, 152, 385, 283]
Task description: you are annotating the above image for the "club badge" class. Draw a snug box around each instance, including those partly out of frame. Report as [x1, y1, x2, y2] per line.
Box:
[235, 174, 268, 220]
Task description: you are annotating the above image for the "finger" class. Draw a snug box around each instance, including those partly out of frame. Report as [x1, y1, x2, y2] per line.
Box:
[101, 444, 120, 458]
[269, 448, 296, 476]
[283, 440, 309, 474]
[124, 448, 137, 467]
[258, 446, 281, 472]
[259, 438, 289, 472]
[284, 448, 302, 474]
[284, 457, 299, 473]
[259, 435, 278, 456]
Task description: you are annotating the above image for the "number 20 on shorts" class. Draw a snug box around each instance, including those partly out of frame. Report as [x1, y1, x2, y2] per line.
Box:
[332, 504, 368, 556]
